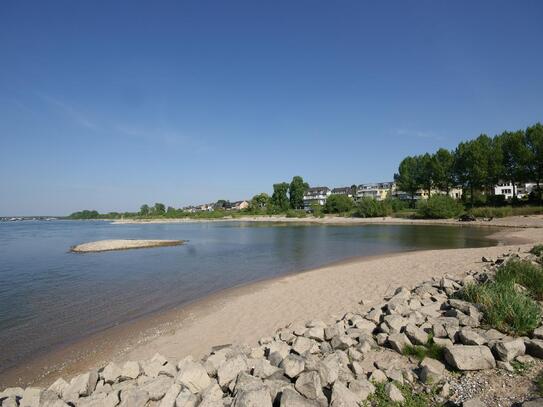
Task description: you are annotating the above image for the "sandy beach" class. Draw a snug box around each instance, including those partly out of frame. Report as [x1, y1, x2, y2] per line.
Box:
[70, 239, 185, 253]
[1, 216, 542, 389]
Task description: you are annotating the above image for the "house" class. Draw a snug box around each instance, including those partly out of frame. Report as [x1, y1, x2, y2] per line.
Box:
[303, 187, 331, 209]
[394, 187, 463, 201]
[331, 187, 354, 198]
[357, 182, 396, 201]
[231, 200, 250, 211]
[494, 182, 536, 200]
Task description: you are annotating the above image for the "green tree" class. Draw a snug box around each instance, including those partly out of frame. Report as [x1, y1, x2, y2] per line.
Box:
[454, 136, 490, 206]
[395, 156, 421, 204]
[288, 176, 309, 209]
[250, 193, 271, 211]
[526, 123, 543, 201]
[153, 202, 166, 215]
[499, 130, 530, 199]
[324, 194, 354, 214]
[271, 182, 290, 211]
[354, 197, 391, 218]
[139, 204, 150, 216]
[350, 184, 358, 197]
[432, 148, 455, 193]
[417, 153, 435, 197]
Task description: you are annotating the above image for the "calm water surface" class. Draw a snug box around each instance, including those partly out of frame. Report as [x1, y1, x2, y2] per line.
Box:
[0, 220, 497, 371]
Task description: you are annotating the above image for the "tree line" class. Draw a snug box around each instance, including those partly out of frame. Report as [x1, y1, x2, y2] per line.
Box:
[394, 122, 543, 206]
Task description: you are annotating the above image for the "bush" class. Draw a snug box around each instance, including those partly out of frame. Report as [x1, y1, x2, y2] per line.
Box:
[402, 336, 445, 362]
[354, 197, 392, 218]
[469, 206, 513, 218]
[285, 209, 307, 218]
[496, 260, 543, 300]
[416, 195, 464, 219]
[324, 194, 354, 214]
[386, 197, 409, 212]
[458, 279, 541, 336]
[310, 203, 325, 218]
[531, 245, 543, 257]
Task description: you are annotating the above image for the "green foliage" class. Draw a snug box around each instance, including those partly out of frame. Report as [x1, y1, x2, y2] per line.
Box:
[250, 193, 271, 212]
[139, 204, 150, 216]
[324, 194, 354, 214]
[289, 176, 309, 210]
[535, 371, 543, 396]
[386, 198, 408, 212]
[469, 206, 513, 218]
[402, 338, 445, 362]
[364, 382, 438, 407]
[496, 260, 543, 300]
[416, 195, 464, 219]
[285, 209, 306, 218]
[271, 182, 290, 211]
[394, 156, 422, 202]
[354, 197, 392, 218]
[69, 210, 99, 219]
[457, 279, 541, 336]
[153, 202, 165, 215]
[531, 245, 543, 257]
[511, 360, 531, 375]
[310, 203, 325, 218]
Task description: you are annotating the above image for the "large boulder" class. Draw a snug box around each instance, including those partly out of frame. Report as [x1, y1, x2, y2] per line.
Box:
[404, 324, 428, 345]
[118, 388, 150, 407]
[330, 381, 360, 407]
[280, 355, 305, 379]
[120, 361, 142, 380]
[217, 355, 249, 388]
[384, 383, 404, 403]
[525, 339, 543, 359]
[140, 376, 174, 401]
[232, 388, 272, 407]
[492, 338, 526, 362]
[387, 333, 412, 353]
[176, 358, 211, 393]
[64, 371, 99, 397]
[418, 358, 445, 384]
[458, 329, 486, 346]
[101, 362, 122, 384]
[279, 388, 320, 406]
[348, 379, 375, 401]
[444, 346, 496, 370]
[294, 371, 326, 404]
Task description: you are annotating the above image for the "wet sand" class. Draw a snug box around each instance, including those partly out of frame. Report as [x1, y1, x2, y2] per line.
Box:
[70, 239, 185, 253]
[1, 217, 542, 389]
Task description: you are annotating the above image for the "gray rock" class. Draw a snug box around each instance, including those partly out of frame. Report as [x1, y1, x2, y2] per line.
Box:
[119, 388, 150, 407]
[217, 355, 248, 388]
[292, 336, 313, 355]
[120, 361, 142, 380]
[0, 387, 24, 399]
[384, 367, 403, 384]
[525, 339, 543, 358]
[383, 315, 406, 333]
[317, 353, 339, 385]
[387, 333, 412, 353]
[330, 381, 360, 407]
[102, 362, 122, 384]
[330, 335, 356, 350]
[444, 345, 496, 370]
[64, 371, 99, 397]
[47, 378, 69, 398]
[418, 358, 445, 384]
[305, 327, 325, 342]
[404, 324, 428, 345]
[251, 358, 281, 379]
[366, 308, 382, 324]
[144, 360, 177, 378]
[78, 391, 119, 407]
[176, 358, 211, 393]
[432, 337, 454, 348]
[463, 398, 485, 407]
[533, 327, 543, 340]
[294, 371, 326, 403]
[348, 378, 375, 401]
[1, 397, 18, 407]
[493, 337, 526, 361]
[279, 388, 319, 406]
[232, 387, 272, 407]
[140, 376, 174, 401]
[158, 383, 181, 407]
[19, 388, 42, 407]
[175, 388, 200, 407]
[496, 361, 515, 372]
[369, 369, 387, 384]
[458, 329, 487, 346]
[280, 355, 305, 379]
[384, 382, 404, 403]
[522, 398, 543, 407]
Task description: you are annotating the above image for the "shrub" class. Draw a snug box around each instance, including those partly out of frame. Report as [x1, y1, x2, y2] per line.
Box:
[285, 209, 306, 218]
[324, 194, 354, 214]
[402, 336, 445, 362]
[458, 280, 541, 336]
[354, 197, 392, 218]
[531, 245, 543, 257]
[469, 206, 513, 218]
[496, 260, 543, 300]
[416, 195, 464, 219]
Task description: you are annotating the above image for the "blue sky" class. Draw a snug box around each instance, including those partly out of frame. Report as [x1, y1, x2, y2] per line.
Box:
[1, 1, 542, 215]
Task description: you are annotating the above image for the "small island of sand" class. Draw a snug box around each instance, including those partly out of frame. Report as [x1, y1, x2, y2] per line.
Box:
[70, 239, 185, 253]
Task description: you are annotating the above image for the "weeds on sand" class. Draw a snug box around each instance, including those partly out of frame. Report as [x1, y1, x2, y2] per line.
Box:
[402, 335, 445, 363]
[530, 245, 543, 257]
[363, 382, 438, 407]
[496, 260, 543, 300]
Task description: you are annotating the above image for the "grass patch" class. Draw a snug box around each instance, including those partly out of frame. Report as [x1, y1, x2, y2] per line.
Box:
[469, 206, 543, 219]
[531, 245, 543, 257]
[457, 280, 541, 336]
[402, 336, 445, 362]
[285, 209, 307, 218]
[535, 370, 543, 396]
[511, 360, 532, 375]
[496, 260, 543, 300]
[364, 382, 438, 407]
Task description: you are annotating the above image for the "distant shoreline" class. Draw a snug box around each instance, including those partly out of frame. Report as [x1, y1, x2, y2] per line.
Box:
[0, 216, 542, 389]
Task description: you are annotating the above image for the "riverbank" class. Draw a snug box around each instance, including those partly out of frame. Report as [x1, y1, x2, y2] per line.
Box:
[1, 217, 542, 390]
[111, 214, 543, 229]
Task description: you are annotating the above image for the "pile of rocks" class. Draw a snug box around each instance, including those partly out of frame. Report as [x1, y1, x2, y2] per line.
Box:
[2, 251, 543, 407]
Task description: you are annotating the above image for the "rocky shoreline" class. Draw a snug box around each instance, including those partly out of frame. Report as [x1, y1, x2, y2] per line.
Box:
[3, 249, 543, 406]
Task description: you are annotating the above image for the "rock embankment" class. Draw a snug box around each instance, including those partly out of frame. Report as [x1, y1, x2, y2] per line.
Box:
[2, 251, 543, 406]
[70, 240, 185, 253]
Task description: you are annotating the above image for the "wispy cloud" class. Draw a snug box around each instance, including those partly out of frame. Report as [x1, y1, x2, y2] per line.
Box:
[394, 128, 444, 141]
[36, 92, 97, 130]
